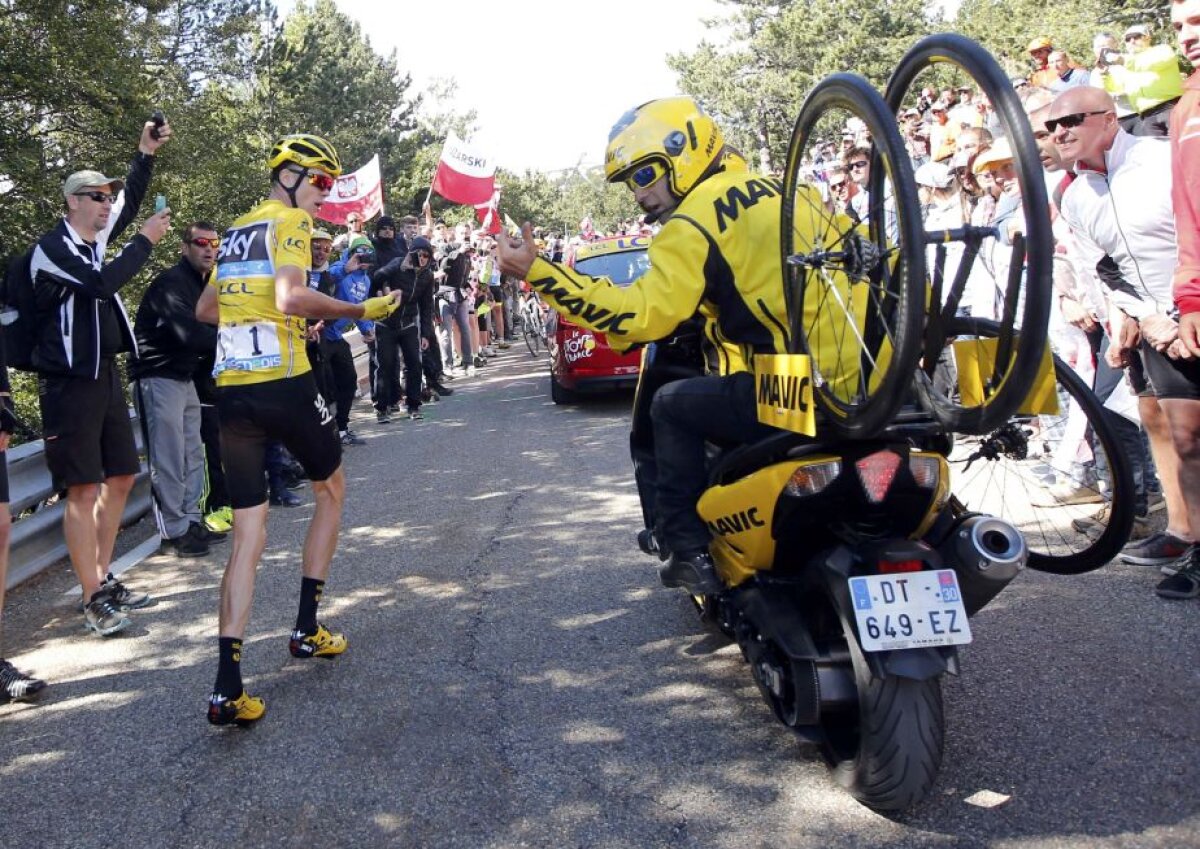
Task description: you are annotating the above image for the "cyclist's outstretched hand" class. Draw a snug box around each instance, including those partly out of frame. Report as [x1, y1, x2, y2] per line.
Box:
[496, 222, 538, 281]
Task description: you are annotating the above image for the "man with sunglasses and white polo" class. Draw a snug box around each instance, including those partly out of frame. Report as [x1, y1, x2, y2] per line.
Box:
[1051, 86, 1200, 596]
[194, 134, 399, 726]
[29, 117, 173, 637]
[129, 222, 225, 560]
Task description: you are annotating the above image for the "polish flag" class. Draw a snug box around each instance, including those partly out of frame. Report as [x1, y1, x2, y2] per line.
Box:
[316, 154, 383, 226]
[474, 187, 502, 235]
[432, 133, 496, 206]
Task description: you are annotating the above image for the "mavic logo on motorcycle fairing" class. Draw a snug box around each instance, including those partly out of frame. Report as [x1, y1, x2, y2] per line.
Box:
[713, 177, 784, 233]
[707, 507, 766, 537]
[757, 372, 810, 412]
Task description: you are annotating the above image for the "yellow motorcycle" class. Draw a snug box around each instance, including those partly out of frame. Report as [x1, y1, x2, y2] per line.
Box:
[632, 35, 1131, 812]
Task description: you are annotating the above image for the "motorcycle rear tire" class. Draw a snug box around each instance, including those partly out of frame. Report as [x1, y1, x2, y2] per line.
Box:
[831, 671, 944, 812]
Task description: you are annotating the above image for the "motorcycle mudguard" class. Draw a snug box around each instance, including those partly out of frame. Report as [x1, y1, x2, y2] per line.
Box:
[817, 546, 960, 683]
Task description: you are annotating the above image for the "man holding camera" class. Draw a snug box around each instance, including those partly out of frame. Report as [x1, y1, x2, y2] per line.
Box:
[1097, 23, 1185, 137]
[374, 236, 438, 420]
[30, 117, 172, 636]
[323, 237, 378, 443]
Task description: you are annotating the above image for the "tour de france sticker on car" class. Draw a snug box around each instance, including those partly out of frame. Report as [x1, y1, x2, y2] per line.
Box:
[954, 337, 1059, 416]
[848, 570, 973, 653]
[753, 353, 817, 436]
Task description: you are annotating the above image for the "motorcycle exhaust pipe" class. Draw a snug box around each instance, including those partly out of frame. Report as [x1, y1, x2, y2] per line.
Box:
[936, 514, 1027, 616]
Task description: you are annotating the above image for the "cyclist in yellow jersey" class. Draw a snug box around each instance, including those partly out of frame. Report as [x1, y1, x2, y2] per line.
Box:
[497, 98, 802, 595]
[195, 133, 400, 726]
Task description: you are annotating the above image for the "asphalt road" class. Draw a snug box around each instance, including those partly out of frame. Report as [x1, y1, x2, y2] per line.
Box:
[1, 350, 1198, 849]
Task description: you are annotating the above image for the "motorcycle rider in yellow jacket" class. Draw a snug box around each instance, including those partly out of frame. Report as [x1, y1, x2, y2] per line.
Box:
[497, 97, 794, 594]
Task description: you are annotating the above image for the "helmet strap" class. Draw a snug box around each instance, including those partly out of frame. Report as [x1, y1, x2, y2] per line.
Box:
[275, 166, 307, 208]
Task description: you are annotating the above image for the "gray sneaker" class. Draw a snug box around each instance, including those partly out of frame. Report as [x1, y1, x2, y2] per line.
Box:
[102, 573, 151, 610]
[84, 593, 131, 636]
[0, 659, 46, 702]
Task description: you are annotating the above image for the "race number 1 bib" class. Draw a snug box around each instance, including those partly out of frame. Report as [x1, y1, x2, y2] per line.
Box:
[215, 322, 283, 373]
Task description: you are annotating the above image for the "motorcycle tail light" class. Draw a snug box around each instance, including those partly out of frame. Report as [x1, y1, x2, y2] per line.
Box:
[855, 450, 902, 503]
[879, 558, 924, 574]
[785, 459, 841, 496]
[909, 454, 942, 489]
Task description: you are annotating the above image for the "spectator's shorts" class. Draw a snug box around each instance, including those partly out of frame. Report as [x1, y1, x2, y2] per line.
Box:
[38, 360, 140, 491]
[216, 373, 341, 509]
[0, 452, 8, 503]
[1130, 340, 1200, 401]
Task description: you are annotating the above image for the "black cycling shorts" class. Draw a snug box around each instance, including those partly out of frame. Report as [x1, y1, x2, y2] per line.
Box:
[216, 373, 342, 509]
[38, 360, 141, 491]
[0, 452, 8, 504]
[1132, 341, 1200, 401]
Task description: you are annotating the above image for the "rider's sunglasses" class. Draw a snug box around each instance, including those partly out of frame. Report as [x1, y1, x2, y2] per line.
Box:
[624, 161, 667, 190]
[189, 237, 220, 248]
[306, 171, 336, 192]
[74, 191, 117, 204]
[1045, 110, 1110, 132]
[848, 159, 869, 170]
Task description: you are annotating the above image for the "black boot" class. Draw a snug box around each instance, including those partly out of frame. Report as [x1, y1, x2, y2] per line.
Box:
[659, 551, 721, 594]
[431, 382, 454, 396]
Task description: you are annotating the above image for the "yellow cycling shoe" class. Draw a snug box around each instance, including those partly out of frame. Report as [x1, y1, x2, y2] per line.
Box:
[207, 690, 266, 727]
[204, 506, 233, 533]
[288, 623, 348, 659]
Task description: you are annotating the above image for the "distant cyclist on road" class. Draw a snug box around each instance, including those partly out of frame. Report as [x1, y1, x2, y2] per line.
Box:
[195, 134, 400, 726]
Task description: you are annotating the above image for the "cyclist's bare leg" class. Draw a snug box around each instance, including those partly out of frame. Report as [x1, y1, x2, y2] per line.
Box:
[302, 465, 346, 582]
[218, 503, 269, 639]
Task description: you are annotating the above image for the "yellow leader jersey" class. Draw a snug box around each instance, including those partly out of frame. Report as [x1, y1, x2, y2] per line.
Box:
[212, 199, 313, 386]
[525, 169, 797, 375]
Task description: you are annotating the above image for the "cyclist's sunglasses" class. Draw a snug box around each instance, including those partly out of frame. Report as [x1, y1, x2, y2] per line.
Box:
[624, 161, 667, 190]
[289, 167, 336, 192]
[1044, 110, 1110, 132]
[188, 237, 220, 248]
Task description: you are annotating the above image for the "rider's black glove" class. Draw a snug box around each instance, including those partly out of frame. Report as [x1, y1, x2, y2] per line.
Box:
[844, 233, 883, 281]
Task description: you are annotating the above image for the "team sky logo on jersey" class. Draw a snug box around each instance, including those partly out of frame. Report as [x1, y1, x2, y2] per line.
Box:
[217, 222, 272, 281]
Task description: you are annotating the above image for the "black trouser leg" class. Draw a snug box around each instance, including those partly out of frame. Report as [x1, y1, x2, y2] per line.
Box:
[373, 324, 401, 412]
[199, 402, 229, 512]
[422, 330, 443, 383]
[323, 338, 357, 432]
[398, 325, 423, 412]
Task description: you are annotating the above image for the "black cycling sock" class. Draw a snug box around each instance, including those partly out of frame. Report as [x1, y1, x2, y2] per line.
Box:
[295, 577, 324, 636]
[215, 637, 243, 698]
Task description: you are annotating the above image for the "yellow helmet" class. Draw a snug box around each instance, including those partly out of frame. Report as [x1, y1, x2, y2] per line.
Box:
[267, 134, 343, 177]
[604, 97, 724, 197]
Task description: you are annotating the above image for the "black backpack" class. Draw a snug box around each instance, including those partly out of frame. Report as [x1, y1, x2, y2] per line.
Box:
[0, 247, 39, 372]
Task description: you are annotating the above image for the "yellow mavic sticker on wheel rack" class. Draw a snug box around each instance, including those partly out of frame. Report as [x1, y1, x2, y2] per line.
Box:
[754, 354, 817, 435]
[953, 337, 1058, 416]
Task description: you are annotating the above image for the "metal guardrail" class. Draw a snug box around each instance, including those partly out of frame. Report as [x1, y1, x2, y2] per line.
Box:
[4, 330, 371, 592]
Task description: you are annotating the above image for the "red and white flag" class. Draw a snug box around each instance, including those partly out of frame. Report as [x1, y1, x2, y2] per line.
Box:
[474, 187, 502, 235]
[316, 154, 383, 226]
[432, 133, 496, 206]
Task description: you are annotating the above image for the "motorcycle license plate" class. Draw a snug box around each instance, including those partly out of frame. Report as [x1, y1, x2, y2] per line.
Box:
[848, 570, 972, 652]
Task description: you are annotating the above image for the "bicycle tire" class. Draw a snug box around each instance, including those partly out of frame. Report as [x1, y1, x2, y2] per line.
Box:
[941, 318, 1134, 574]
[523, 319, 539, 356]
[781, 73, 926, 439]
[885, 34, 1053, 435]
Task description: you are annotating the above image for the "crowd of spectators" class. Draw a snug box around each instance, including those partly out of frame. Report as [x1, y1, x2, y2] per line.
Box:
[795, 15, 1199, 601]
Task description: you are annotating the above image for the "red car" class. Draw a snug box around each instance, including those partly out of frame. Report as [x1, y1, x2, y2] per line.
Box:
[549, 234, 650, 404]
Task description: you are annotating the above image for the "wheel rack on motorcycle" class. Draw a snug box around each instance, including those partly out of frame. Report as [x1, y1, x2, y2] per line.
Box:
[631, 34, 1136, 814]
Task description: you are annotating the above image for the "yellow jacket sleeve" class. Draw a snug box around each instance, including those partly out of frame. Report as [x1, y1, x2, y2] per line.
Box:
[524, 218, 709, 352]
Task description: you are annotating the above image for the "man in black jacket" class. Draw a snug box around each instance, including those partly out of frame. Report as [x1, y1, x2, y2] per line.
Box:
[374, 237, 439, 419]
[130, 221, 223, 559]
[30, 117, 173, 636]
